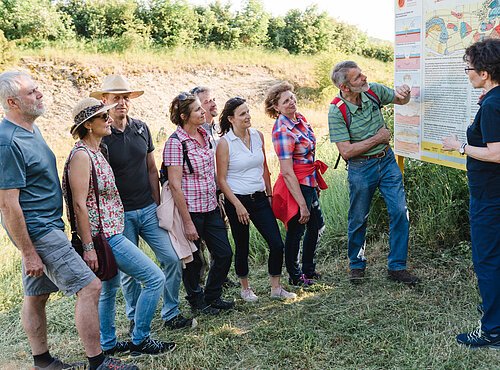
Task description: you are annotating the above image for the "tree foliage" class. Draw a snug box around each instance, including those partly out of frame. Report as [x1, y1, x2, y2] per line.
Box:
[0, 0, 74, 46]
[0, 0, 393, 60]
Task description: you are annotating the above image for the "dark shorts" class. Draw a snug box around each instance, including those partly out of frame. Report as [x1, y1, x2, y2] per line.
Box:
[22, 229, 96, 296]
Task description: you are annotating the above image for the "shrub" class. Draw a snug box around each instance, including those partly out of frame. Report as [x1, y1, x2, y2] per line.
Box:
[0, 0, 74, 46]
[0, 30, 15, 67]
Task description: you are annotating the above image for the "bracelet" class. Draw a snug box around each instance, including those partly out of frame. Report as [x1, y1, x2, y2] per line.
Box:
[82, 241, 95, 252]
[266, 195, 273, 198]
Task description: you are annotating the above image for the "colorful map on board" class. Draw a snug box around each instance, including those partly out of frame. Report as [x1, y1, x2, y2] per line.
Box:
[425, 0, 499, 56]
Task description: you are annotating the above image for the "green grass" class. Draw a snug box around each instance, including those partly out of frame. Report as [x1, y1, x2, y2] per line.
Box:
[1, 232, 498, 369]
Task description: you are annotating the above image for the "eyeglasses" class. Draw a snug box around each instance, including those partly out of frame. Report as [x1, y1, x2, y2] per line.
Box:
[94, 113, 109, 121]
[464, 67, 475, 74]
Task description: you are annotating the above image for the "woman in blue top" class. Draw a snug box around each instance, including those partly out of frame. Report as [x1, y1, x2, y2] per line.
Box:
[443, 38, 500, 349]
[216, 97, 296, 302]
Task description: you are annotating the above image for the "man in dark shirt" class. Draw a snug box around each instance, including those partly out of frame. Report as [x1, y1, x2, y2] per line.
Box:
[93, 75, 195, 331]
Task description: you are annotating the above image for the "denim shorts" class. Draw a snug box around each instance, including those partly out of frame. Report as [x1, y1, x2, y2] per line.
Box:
[22, 229, 96, 296]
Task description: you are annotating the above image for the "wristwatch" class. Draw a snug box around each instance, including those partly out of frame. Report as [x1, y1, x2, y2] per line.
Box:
[459, 142, 467, 155]
[82, 241, 95, 252]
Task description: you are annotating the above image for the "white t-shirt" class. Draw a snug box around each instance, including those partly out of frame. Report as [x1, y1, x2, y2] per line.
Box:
[221, 128, 265, 195]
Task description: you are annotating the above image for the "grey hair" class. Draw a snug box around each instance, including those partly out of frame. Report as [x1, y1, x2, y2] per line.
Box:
[0, 71, 31, 111]
[331, 61, 359, 88]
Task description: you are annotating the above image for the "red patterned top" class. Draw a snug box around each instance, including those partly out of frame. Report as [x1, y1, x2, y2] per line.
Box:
[62, 141, 124, 238]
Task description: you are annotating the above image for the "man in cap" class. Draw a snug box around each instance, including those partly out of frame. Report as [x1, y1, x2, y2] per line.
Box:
[92, 75, 194, 332]
[0, 71, 137, 370]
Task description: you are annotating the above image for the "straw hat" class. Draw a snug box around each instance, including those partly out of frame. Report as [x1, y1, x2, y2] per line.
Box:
[70, 97, 117, 138]
[90, 74, 144, 100]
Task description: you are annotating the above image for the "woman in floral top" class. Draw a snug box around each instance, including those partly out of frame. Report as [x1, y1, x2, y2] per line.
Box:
[63, 97, 174, 358]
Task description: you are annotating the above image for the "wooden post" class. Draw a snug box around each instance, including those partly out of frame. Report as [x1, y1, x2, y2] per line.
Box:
[396, 155, 405, 175]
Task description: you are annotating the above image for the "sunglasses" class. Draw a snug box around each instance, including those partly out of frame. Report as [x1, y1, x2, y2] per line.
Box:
[177, 92, 194, 101]
[464, 67, 475, 74]
[94, 113, 109, 121]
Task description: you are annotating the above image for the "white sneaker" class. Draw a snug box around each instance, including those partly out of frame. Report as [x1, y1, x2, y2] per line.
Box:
[270, 286, 297, 300]
[240, 288, 259, 302]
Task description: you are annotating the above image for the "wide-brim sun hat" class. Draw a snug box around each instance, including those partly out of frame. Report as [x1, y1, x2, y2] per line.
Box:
[70, 97, 117, 139]
[90, 74, 144, 100]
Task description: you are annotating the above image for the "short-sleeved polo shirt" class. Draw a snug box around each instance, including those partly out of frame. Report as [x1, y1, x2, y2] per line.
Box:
[102, 117, 155, 212]
[466, 85, 500, 199]
[328, 82, 395, 156]
[0, 119, 64, 241]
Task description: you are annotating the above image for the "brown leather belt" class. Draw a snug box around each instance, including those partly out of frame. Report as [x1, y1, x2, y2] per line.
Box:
[359, 145, 389, 160]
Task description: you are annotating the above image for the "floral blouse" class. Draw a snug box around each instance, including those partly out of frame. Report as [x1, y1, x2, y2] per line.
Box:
[62, 141, 124, 238]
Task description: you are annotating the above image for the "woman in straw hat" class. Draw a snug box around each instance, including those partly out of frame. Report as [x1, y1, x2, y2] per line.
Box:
[62, 97, 175, 358]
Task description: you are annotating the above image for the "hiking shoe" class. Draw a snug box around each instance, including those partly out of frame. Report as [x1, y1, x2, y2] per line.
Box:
[270, 286, 297, 300]
[33, 358, 86, 369]
[288, 274, 314, 288]
[207, 297, 235, 310]
[222, 277, 239, 288]
[350, 268, 365, 284]
[128, 320, 134, 338]
[304, 271, 322, 280]
[240, 288, 259, 302]
[102, 341, 130, 356]
[456, 327, 500, 349]
[387, 269, 420, 285]
[477, 303, 484, 316]
[129, 337, 176, 357]
[164, 314, 198, 330]
[191, 301, 220, 316]
[96, 356, 138, 370]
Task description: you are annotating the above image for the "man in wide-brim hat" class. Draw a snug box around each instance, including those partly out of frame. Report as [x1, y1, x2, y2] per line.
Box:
[93, 75, 195, 340]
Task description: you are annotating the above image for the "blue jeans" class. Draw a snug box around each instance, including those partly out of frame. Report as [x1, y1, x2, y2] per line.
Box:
[99, 233, 164, 350]
[224, 191, 284, 277]
[121, 202, 182, 322]
[285, 185, 324, 280]
[347, 148, 409, 271]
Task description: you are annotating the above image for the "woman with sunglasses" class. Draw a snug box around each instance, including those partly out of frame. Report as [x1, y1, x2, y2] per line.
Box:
[443, 38, 500, 349]
[264, 82, 327, 288]
[163, 93, 234, 314]
[63, 97, 175, 358]
[216, 97, 296, 302]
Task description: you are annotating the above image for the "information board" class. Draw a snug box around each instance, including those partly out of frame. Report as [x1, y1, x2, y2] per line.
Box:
[394, 0, 500, 170]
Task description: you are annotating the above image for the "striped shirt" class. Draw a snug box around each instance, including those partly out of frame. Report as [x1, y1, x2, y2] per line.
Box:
[328, 82, 394, 156]
[163, 126, 217, 213]
[272, 112, 317, 187]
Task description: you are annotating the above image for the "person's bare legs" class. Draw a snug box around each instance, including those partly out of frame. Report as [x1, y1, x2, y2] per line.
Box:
[270, 276, 280, 289]
[22, 294, 50, 355]
[75, 278, 102, 357]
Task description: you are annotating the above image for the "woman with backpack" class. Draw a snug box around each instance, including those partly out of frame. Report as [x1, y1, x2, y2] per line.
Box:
[163, 92, 234, 315]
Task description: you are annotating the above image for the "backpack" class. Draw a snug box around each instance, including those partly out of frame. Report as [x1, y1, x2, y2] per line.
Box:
[159, 132, 194, 185]
[159, 131, 213, 185]
[330, 89, 381, 169]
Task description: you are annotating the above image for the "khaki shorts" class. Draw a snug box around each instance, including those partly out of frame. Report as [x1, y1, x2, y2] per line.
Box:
[22, 229, 96, 296]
